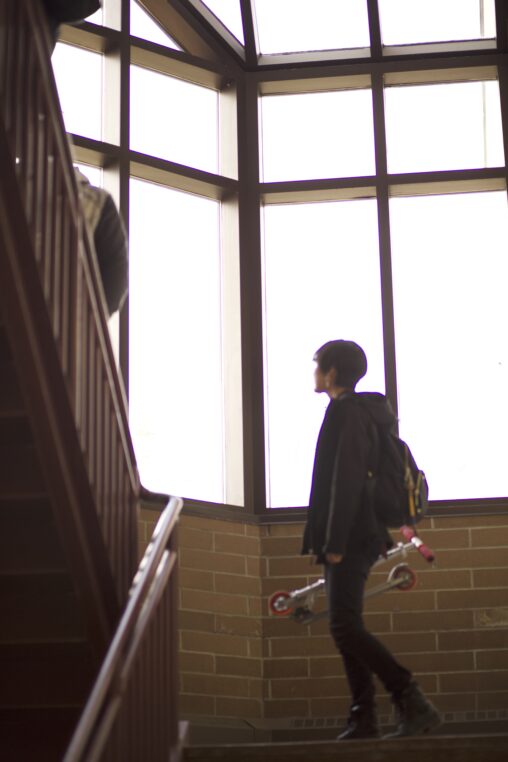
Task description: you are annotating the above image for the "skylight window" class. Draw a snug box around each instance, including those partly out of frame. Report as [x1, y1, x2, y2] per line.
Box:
[253, 0, 370, 55]
[130, 0, 181, 49]
[379, 0, 496, 46]
[385, 79, 504, 173]
[201, 0, 244, 44]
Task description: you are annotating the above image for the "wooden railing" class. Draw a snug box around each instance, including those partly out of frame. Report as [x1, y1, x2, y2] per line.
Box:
[1, 5, 184, 758]
[0, 0, 138, 602]
[63, 493, 183, 762]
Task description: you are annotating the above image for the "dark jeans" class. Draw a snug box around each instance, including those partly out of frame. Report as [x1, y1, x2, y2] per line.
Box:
[324, 554, 412, 713]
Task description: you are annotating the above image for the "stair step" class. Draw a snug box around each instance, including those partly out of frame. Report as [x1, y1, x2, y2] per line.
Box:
[0, 573, 86, 642]
[183, 734, 508, 762]
[0, 325, 13, 366]
[0, 707, 80, 762]
[0, 641, 95, 708]
[0, 498, 66, 573]
[0, 443, 46, 495]
[0, 415, 33, 446]
[0, 361, 24, 413]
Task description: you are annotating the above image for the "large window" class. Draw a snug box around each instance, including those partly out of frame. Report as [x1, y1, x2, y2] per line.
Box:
[130, 66, 218, 173]
[385, 79, 504, 173]
[128, 180, 225, 502]
[390, 190, 508, 500]
[52, 43, 103, 140]
[262, 200, 385, 507]
[51, 0, 508, 513]
[260, 87, 375, 181]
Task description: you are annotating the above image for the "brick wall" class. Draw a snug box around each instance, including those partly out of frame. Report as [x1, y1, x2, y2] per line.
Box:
[138, 507, 508, 734]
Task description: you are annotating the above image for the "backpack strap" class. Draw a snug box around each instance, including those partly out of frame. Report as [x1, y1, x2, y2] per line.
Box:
[363, 413, 379, 505]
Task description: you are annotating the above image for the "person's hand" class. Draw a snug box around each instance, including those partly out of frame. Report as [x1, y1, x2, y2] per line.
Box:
[325, 553, 343, 564]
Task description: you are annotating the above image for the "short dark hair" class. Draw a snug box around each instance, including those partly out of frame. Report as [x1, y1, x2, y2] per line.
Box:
[313, 340, 367, 389]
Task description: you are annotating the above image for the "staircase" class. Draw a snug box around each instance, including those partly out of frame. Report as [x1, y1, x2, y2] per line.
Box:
[0, 318, 108, 761]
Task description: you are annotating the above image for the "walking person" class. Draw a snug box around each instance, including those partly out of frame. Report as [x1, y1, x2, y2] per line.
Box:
[301, 339, 442, 739]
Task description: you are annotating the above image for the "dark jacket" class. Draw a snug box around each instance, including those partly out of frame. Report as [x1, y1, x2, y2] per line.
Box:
[75, 169, 128, 316]
[302, 391, 395, 564]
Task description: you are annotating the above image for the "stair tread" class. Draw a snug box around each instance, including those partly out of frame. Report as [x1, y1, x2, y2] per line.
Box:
[0, 641, 96, 708]
[0, 707, 80, 762]
[0, 442, 45, 494]
[184, 733, 508, 761]
[0, 497, 66, 573]
[0, 573, 86, 642]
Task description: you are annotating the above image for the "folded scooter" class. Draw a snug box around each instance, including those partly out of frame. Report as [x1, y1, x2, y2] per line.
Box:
[269, 525, 435, 625]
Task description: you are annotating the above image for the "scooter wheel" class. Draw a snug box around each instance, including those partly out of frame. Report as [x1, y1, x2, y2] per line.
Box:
[269, 590, 291, 615]
[389, 563, 417, 591]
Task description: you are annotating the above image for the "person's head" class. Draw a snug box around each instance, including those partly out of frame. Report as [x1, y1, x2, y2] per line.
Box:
[41, 0, 102, 52]
[313, 340, 367, 395]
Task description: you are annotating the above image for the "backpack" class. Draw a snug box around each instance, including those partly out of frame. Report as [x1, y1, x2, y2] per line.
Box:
[365, 422, 429, 529]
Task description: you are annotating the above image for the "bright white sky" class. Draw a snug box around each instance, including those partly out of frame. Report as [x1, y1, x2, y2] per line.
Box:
[51, 0, 508, 506]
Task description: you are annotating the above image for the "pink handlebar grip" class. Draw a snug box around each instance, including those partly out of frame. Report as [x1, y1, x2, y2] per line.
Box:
[400, 525, 416, 542]
[400, 525, 435, 564]
[416, 542, 435, 563]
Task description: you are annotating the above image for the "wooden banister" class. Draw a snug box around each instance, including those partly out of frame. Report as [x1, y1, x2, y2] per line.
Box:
[0, 0, 139, 604]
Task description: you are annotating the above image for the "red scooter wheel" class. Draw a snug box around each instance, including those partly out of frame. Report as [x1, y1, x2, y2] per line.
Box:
[269, 590, 291, 615]
[389, 563, 417, 591]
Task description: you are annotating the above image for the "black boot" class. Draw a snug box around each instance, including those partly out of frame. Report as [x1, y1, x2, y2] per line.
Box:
[337, 705, 379, 740]
[384, 682, 442, 738]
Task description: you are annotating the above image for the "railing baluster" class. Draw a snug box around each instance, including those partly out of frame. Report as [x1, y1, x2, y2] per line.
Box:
[2, 1, 15, 132]
[12, 1, 23, 157]
[23, 43, 35, 226]
[87, 308, 96, 485]
[60, 215, 73, 377]
[52, 178, 63, 338]
[78, 263, 88, 449]
[0, 3, 7, 106]
[43, 147, 54, 299]
[33, 87, 46, 263]
[102, 380, 111, 549]
[95, 353, 103, 511]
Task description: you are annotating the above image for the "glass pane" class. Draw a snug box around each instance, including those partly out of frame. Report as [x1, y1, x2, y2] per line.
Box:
[52, 43, 102, 141]
[130, 0, 181, 49]
[385, 80, 504, 174]
[390, 191, 508, 500]
[253, 0, 370, 54]
[260, 89, 375, 181]
[379, 0, 496, 46]
[262, 200, 385, 508]
[130, 65, 218, 173]
[201, 0, 244, 44]
[129, 179, 224, 502]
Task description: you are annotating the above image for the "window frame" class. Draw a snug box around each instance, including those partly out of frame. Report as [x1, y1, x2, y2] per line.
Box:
[56, 0, 508, 521]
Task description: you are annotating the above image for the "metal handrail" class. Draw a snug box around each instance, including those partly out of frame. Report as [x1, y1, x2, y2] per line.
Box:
[64, 494, 183, 762]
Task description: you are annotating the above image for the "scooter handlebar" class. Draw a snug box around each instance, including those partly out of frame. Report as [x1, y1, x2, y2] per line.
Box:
[400, 525, 435, 564]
